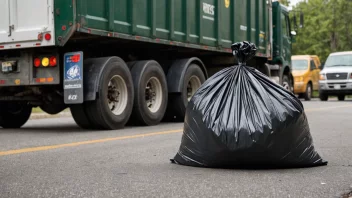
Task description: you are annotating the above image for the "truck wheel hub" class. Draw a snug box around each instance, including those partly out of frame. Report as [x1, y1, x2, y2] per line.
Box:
[282, 82, 290, 91]
[107, 75, 128, 116]
[145, 77, 162, 113]
[187, 76, 202, 101]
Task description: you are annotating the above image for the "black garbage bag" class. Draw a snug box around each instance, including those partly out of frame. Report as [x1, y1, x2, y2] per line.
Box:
[171, 41, 327, 168]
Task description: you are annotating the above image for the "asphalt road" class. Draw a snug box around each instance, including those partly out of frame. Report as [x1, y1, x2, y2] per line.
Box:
[0, 100, 352, 198]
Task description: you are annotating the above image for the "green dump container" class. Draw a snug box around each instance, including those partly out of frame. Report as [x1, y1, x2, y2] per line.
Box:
[75, 0, 268, 55]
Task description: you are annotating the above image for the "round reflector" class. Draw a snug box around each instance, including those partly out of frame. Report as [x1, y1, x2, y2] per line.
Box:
[49, 56, 57, 66]
[45, 33, 51, 41]
[34, 58, 41, 67]
[42, 57, 49, 67]
[37, 34, 43, 41]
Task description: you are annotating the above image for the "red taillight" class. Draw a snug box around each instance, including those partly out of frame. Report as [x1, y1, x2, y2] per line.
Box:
[45, 33, 51, 41]
[34, 58, 41, 67]
[35, 78, 46, 83]
[71, 54, 80, 63]
[49, 56, 57, 66]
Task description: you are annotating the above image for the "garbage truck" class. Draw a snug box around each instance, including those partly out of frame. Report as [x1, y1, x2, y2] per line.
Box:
[0, 0, 302, 130]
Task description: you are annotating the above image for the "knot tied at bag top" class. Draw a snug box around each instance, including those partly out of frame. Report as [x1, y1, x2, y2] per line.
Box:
[231, 41, 257, 66]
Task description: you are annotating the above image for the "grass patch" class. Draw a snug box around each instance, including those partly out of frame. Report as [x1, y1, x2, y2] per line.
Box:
[32, 107, 43, 113]
[312, 91, 319, 98]
[32, 107, 69, 114]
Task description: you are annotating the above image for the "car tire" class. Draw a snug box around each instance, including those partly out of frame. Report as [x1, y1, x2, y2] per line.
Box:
[304, 83, 312, 101]
[319, 92, 328, 101]
[338, 95, 345, 101]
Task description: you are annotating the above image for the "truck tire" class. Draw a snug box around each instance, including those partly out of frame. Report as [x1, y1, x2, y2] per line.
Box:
[128, 60, 168, 126]
[88, 58, 133, 130]
[70, 105, 99, 129]
[282, 75, 292, 92]
[304, 83, 312, 101]
[71, 57, 134, 130]
[0, 102, 32, 128]
[168, 64, 206, 121]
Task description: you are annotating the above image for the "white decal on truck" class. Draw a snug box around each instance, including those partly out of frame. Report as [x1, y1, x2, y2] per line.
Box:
[68, 94, 78, 100]
[240, 25, 247, 31]
[64, 84, 82, 89]
[203, 2, 215, 15]
[66, 65, 81, 80]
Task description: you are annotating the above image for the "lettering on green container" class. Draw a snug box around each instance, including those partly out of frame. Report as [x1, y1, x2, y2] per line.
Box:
[203, 2, 215, 15]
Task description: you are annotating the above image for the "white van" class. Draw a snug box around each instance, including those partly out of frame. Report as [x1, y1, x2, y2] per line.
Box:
[319, 51, 352, 101]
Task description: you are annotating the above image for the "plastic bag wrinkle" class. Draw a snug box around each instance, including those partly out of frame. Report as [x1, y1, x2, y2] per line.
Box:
[172, 41, 327, 168]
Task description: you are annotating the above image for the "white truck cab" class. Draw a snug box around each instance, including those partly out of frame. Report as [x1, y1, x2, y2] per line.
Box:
[319, 51, 352, 101]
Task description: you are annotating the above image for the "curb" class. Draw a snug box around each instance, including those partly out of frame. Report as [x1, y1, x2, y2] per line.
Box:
[29, 112, 72, 120]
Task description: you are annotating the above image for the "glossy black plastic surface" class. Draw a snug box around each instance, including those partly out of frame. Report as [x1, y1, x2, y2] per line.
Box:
[172, 42, 327, 168]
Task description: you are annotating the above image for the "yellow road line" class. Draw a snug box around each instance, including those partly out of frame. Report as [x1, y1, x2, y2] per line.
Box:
[0, 104, 351, 157]
[0, 129, 182, 156]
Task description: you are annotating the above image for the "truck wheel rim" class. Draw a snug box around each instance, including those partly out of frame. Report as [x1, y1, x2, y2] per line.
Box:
[107, 75, 128, 116]
[283, 81, 290, 91]
[187, 76, 202, 101]
[145, 77, 162, 113]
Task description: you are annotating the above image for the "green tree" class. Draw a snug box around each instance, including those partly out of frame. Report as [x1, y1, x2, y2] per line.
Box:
[291, 0, 352, 62]
[279, 0, 291, 6]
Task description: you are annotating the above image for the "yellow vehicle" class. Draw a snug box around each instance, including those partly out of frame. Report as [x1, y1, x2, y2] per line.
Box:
[292, 55, 322, 100]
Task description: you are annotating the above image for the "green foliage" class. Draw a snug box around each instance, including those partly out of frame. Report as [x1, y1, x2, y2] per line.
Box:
[291, 0, 352, 62]
[279, 0, 291, 6]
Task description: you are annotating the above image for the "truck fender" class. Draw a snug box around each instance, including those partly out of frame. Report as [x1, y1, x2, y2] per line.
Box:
[280, 65, 292, 82]
[83, 56, 123, 101]
[166, 57, 208, 93]
[263, 63, 272, 77]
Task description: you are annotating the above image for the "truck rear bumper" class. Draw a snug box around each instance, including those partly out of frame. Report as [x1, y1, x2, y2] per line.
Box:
[0, 50, 60, 86]
[0, 42, 56, 51]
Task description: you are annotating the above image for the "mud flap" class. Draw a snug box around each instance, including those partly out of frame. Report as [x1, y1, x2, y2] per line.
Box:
[63, 51, 84, 104]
